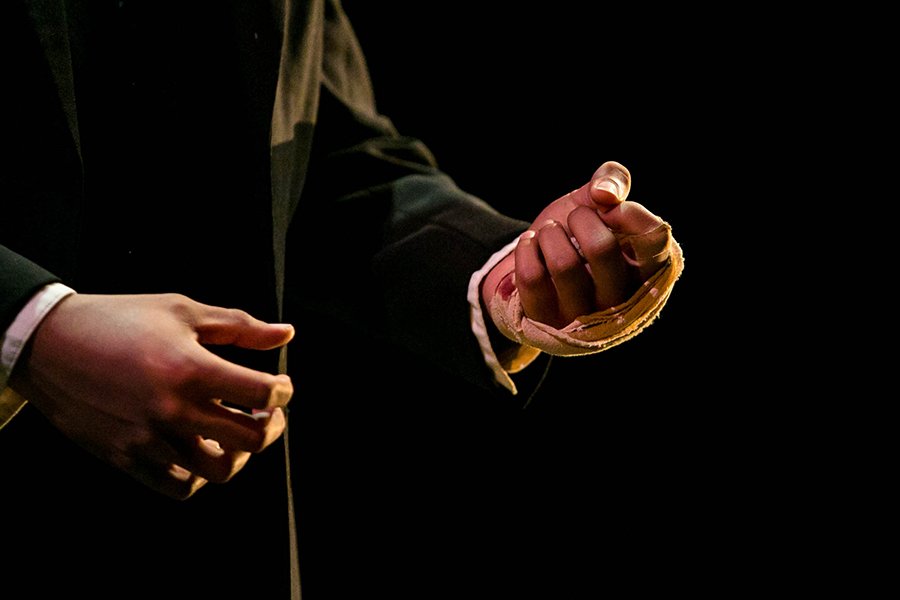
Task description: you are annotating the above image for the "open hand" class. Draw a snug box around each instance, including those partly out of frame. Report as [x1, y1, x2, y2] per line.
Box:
[10, 293, 294, 499]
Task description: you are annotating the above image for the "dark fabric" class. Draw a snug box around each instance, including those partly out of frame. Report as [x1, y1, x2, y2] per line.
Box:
[285, 83, 530, 391]
[0, 1, 546, 598]
[64, 1, 280, 322]
[0, 1, 81, 305]
[1, 0, 524, 391]
[0, 246, 60, 334]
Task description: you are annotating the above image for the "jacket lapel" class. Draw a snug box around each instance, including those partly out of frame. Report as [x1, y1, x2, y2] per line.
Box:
[269, 0, 324, 318]
[25, 0, 81, 161]
[22, 0, 323, 320]
[22, 0, 327, 321]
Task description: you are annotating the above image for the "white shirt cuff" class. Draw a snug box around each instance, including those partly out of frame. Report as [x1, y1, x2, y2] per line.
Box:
[1, 282, 77, 392]
[468, 238, 520, 395]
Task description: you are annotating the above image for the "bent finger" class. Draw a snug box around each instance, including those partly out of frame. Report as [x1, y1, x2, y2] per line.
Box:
[568, 206, 633, 309]
[119, 452, 209, 500]
[168, 403, 287, 454]
[189, 351, 293, 411]
[597, 200, 662, 236]
[536, 221, 594, 323]
[191, 303, 295, 350]
[597, 201, 671, 280]
[515, 230, 560, 325]
[175, 436, 253, 484]
[67, 410, 209, 500]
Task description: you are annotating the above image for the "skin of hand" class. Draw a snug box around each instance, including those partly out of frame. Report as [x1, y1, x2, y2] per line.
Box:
[9, 293, 294, 500]
[481, 161, 671, 329]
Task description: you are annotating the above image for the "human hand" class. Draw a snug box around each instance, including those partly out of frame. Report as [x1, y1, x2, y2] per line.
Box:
[9, 293, 294, 499]
[481, 161, 672, 329]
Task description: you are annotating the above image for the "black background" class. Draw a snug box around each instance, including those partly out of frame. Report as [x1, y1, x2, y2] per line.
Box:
[312, 3, 769, 597]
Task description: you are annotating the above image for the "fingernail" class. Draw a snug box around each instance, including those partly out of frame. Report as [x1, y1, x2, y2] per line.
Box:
[200, 438, 225, 457]
[252, 410, 272, 421]
[520, 230, 536, 241]
[591, 161, 631, 203]
[270, 376, 293, 406]
[592, 178, 622, 200]
[168, 464, 193, 482]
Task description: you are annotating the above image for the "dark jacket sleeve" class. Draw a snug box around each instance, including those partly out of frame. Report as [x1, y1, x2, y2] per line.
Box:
[283, 2, 533, 395]
[0, 1, 79, 334]
[0, 245, 61, 335]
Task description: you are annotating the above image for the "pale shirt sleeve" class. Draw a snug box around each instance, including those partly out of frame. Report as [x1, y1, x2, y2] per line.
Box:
[0, 282, 76, 428]
[468, 237, 534, 395]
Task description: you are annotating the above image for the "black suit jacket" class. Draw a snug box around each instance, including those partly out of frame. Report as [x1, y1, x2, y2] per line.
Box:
[0, 1, 546, 598]
[1, 0, 529, 386]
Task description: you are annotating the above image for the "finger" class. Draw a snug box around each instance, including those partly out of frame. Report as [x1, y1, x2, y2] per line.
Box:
[158, 464, 209, 500]
[597, 201, 671, 280]
[568, 206, 633, 309]
[191, 304, 295, 350]
[120, 463, 208, 500]
[557, 161, 631, 217]
[110, 437, 208, 500]
[206, 403, 286, 453]
[188, 350, 294, 411]
[590, 161, 631, 210]
[168, 402, 287, 454]
[174, 436, 252, 484]
[536, 221, 595, 323]
[148, 407, 285, 487]
[148, 406, 285, 484]
[515, 229, 560, 325]
[597, 200, 661, 235]
[42, 391, 212, 500]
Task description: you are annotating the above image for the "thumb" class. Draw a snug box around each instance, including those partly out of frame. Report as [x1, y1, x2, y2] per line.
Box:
[589, 161, 631, 211]
[191, 305, 295, 350]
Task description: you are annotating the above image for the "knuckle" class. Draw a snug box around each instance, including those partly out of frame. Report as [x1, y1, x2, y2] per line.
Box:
[161, 293, 195, 317]
[224, 306, 254, 327]
[545, 252, 583, 279]
[145, 355, 201, 422]
[154, 340, 203, 383]
[515, 265, 549, 291]
[580, 234, 619, 259]
[151, 393, 184, 423]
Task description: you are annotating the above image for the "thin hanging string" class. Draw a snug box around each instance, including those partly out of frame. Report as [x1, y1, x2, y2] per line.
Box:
[279, 339, 302, 599]
[284, 408, 302, 600]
